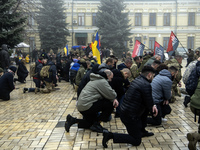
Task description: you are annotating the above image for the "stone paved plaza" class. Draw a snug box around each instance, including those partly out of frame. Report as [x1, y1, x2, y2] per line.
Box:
[0, 60, 199, 150]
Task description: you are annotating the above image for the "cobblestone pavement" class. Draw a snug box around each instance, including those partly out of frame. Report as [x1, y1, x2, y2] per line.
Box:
[0, 59, 198, 150]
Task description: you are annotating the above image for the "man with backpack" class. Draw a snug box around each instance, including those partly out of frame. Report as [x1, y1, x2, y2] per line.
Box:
[23, 57, 47, 93]
[40, 60, 57, 93]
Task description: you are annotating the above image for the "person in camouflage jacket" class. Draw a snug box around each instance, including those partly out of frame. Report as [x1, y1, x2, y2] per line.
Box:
[165, 55, 183, 103]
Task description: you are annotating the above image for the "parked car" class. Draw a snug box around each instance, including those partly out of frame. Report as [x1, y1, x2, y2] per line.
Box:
[175, 47, 188, 58]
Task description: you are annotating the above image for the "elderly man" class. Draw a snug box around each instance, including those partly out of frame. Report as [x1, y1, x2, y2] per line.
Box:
[65, 69, 118, 133]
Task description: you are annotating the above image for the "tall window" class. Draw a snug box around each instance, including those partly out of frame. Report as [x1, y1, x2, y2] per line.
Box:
[188, 37, 194, 49]
[163, 37, 169, 50]
[135, 13, 142, 26]
[78, 13, 85, 26]
[149, 37, 155, 50]
[149, 13, 156, 26]
[188, 12, 195, 26]
[163, 13, 170, 26]
[135, 37, 141, 43]
[92, 13, 97, 26]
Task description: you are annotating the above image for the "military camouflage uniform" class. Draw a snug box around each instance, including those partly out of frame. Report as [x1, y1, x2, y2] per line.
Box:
[194, 50, 200, 60]
[137, 55, 151, 73]
[165, 59, 182, 103]
[128, 60, 139, 82]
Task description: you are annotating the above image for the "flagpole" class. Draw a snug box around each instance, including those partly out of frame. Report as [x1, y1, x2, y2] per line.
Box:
[173, 31, 187, 53]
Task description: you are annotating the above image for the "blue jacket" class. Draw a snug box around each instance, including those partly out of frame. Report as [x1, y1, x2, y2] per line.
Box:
[151, 69, 172, 104]
[71, 63, 80, 71]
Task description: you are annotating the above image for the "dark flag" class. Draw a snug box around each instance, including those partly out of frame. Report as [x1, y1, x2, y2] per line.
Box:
[167, 31, 179, 56]
[154, 41, 164, 62]
[132, 40, 145, 58]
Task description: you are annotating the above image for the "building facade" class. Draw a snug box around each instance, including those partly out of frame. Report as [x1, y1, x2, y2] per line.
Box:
[26, 0, 200, 53]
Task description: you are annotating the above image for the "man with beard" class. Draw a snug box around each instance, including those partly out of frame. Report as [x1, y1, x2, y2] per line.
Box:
[102, 66, 158, 148]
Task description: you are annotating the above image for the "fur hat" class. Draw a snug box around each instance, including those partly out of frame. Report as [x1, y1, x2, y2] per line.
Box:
[9, 66, 17, 73]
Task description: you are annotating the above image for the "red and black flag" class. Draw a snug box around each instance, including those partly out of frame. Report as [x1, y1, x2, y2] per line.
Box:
[132, 40, 145, 58]
[167, 31, 179, 56]
[154, 41, 164, 62]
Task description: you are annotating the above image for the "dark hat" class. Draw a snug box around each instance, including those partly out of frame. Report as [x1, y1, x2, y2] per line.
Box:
[9, 66, 17, 73]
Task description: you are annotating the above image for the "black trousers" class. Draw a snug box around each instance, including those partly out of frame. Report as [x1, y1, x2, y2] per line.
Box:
[147, 103, 171, 126]
[78, 99, 114, 129]
[112, 112, 142, 146]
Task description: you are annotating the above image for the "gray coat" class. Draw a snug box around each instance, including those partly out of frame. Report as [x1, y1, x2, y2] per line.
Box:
[77, 73, 117, 112]
[151, 69, 172, 104]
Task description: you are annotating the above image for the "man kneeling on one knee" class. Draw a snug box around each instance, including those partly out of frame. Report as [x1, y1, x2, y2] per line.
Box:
[65, 69, 118, 133]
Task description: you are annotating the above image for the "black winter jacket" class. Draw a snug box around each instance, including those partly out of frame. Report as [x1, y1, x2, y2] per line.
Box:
[0, 72, 15, 93]
[0, 45, 10, 69]
[17, 61, 29, 79]
[120, 75, 154, 118]
[34, 60, 43, 79]
[110, 69, 129, 99]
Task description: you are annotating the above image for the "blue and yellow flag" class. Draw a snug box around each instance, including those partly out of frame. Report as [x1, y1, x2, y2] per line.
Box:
[92, 32, 101, 64]
[64, 45, 68, 56]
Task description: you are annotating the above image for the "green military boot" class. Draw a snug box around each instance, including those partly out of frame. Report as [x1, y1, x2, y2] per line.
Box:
[187, 132, 200, 150]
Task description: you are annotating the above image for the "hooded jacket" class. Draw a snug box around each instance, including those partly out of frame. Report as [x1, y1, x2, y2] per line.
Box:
[0, 44, 10, 69]
[77, 73, 117, 112]
[17, 61, 29, 79]
[151, 69, 172, 104]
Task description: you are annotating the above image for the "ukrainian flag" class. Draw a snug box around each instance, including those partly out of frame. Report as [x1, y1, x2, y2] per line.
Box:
[64, 45, 68, 56]
[92, 32, 101, 64]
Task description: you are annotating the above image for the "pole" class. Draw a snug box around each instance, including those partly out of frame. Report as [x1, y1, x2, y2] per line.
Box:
[175, 0, 178, 34]
[71, 0, 74, 46]
[179, 41, 188, 53]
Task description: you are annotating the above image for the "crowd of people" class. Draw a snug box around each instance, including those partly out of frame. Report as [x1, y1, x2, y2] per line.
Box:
[1, 43, 200, 149]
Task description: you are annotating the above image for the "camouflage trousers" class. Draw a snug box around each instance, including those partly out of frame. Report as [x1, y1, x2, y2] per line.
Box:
[171, 81, 181, 103]
[40, 81, 55, 93]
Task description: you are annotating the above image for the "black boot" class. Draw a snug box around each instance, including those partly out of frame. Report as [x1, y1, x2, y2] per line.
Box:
[102, 130, 113, 148]
[90, 122, 108, 133]
[142, 130, 154, 137]
[65, 114, 77, 132]
[23, 88, 28, 93]
[183, 96, 191, 107]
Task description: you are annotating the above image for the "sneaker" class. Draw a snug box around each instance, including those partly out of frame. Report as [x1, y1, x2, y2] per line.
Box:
[142, 131, 154, 137]
[23, 88, 28, 93]
[183, 96, 191, 107]
[162, 118, 167, 122]
[102, 130, 113, 148]
[90, 122, 108, 133]
[65, 114, 76, 132]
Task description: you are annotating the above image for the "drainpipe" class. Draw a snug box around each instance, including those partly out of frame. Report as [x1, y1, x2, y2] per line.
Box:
[71, 0, 74, 46]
